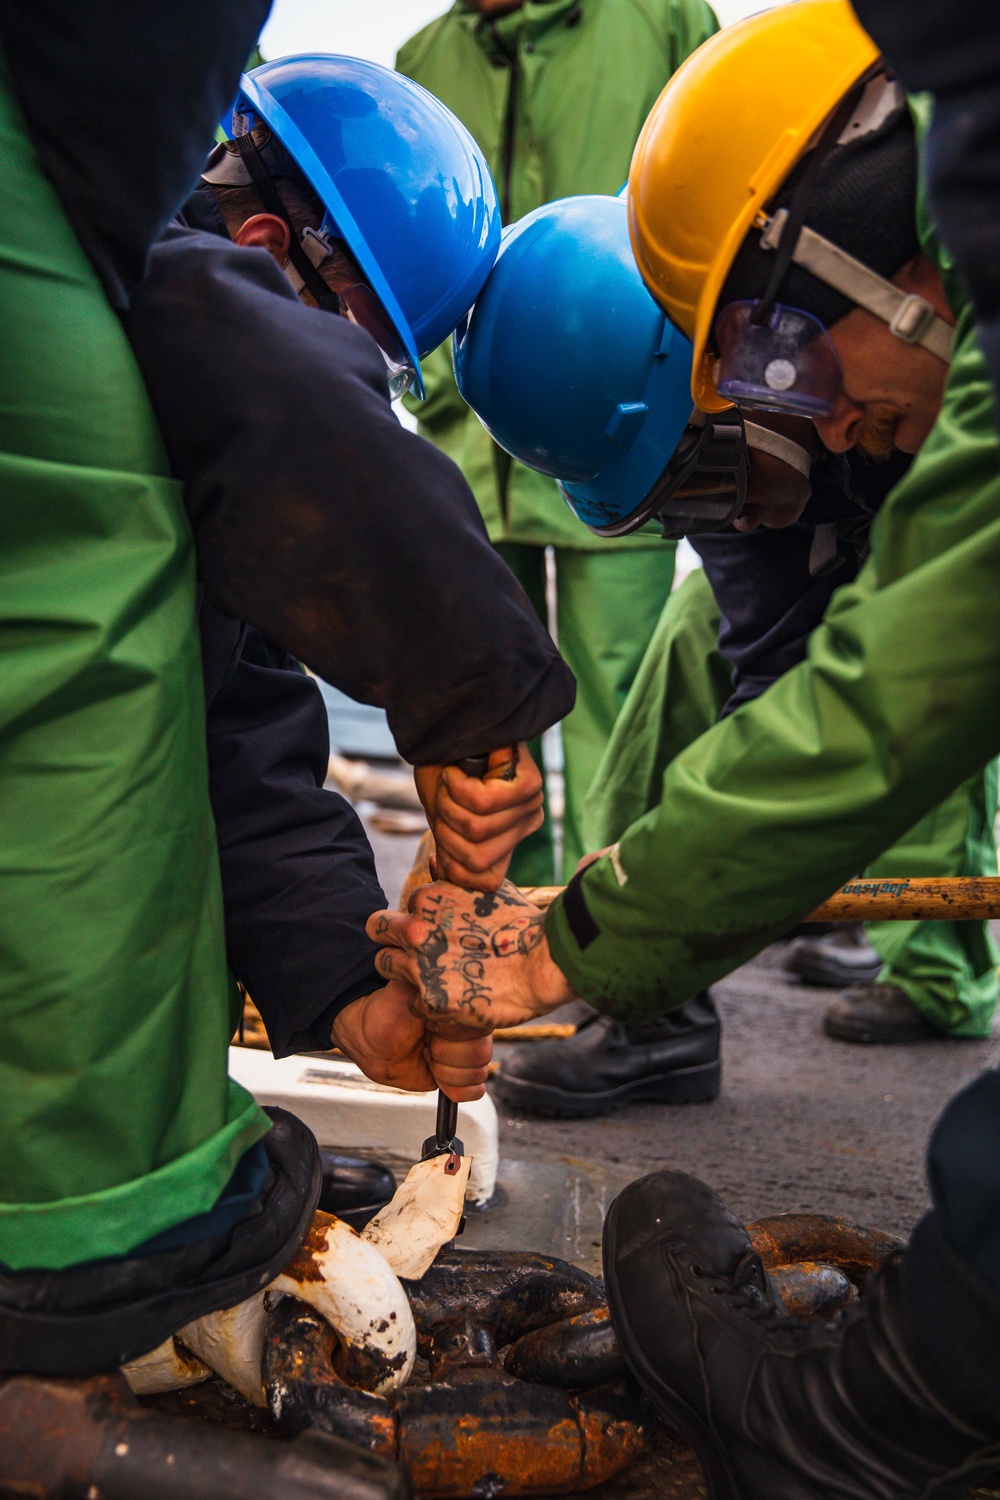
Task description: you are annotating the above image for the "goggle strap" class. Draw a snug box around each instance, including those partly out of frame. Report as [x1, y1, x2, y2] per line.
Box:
[233, 133, 342, 314]
[743, 419, 813, 477]
[751, 74, 876, 327]
[761, 212, 954, 364]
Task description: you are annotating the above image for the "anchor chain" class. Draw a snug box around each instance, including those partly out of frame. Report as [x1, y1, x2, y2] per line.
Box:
[0, 1217, 905, 1496]
[264, 1218, 904, 1494]
[747, 1212, 905, 1320]
[264, 1248, 651, 1498]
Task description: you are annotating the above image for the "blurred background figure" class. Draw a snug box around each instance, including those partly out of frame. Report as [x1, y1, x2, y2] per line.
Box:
[393, 0, 719, 884]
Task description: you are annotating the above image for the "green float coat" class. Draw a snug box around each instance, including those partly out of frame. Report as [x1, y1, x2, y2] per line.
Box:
[547, 102, 1000, 1018]
[397, 0, 718, 552]
[0, 56, 269, 1270]
[583, 572, 998, 1035]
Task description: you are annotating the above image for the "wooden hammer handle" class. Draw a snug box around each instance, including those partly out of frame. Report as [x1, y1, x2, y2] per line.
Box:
[518, 876, 1000, 923]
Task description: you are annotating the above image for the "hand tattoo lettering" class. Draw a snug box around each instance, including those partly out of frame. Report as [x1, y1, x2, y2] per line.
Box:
[407, 881, 546, 1025]
[455, 912, 497, 1012]
[412, 891, 455, 1013]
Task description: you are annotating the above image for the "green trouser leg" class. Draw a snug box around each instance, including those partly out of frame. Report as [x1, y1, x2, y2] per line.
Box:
[555, 545, 676, 879]
[495, 541, 676, 883]
[0, 54, 268, 1271]
[494, 542, 557, 887]
[582, 568, 730, 850]
[864, 764, 999, 1036]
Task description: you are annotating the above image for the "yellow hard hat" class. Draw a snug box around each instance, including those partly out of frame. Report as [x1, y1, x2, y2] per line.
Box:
[628, 0, 880, 412]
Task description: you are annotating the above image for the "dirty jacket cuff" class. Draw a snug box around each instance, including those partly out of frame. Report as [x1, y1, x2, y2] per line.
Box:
[544, 846, 768, 1025]
[543, 861, 657, 1020]
[277, 970, 384, 1058]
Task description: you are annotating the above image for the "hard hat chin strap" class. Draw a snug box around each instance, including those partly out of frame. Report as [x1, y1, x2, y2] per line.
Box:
[743, 419, 813, 477]
[756, 209, 954, 364]
[231, 131, 342, 315]
[749, 68, 952, 367]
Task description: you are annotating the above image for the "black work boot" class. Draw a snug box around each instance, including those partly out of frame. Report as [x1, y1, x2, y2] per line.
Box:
[492, 993, 720, 1118]
[604, 1170, 1000, 1500]
[824, 981, 940, 1042]
[783, 925, 882, 987]
[0, 1107, 321, 1376]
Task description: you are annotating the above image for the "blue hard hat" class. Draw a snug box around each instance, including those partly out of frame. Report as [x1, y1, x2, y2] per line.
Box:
[231, 56, 501, 399]
[453, 195, 690, 533]
[454, 196, 747, 536]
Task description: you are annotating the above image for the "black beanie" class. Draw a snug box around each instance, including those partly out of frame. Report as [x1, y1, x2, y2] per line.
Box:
[718, 106, 920, 332]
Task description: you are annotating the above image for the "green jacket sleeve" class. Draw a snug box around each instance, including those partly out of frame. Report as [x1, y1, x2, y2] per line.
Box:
[545, 304, 1000, 1018]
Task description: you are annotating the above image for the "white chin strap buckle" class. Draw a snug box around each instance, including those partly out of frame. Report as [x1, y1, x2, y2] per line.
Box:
[282, 226, 335, 298]
[759, 208, 954, 366]
[890, 293, 939, 346]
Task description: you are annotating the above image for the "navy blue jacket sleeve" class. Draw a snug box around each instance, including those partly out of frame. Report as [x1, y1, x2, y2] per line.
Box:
[204, 615, 385, 1058]
[691, 452, 909, 713]
[125, 224, 576, 766]
[0, 0, 270, 308]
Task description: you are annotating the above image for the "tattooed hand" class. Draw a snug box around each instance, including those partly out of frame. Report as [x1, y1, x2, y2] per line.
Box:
[365, 881, 575, 1031]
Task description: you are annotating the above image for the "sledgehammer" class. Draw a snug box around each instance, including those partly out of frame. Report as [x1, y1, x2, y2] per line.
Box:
[518, 875, 1000, 923]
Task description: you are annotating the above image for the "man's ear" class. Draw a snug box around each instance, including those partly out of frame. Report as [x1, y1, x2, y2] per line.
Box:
[893, 252, 954, 323]
[233, 213, 291, 262]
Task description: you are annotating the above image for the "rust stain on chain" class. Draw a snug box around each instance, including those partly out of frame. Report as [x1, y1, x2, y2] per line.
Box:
[264, 1249, 652, 1496]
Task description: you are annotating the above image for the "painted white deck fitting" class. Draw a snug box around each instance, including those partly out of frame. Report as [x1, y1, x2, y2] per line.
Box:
[228, 1047, 499, 1207]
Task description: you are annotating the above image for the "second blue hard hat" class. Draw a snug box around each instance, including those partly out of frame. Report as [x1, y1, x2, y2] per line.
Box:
[453, 195, 747, 537]
[231, 55, 501, 399]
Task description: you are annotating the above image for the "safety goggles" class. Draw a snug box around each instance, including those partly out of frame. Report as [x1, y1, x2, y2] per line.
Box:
[564, 408, 815, 538]
[332, 279, 416, 400]
[711, 73, 952, 420]
[714, 300, 843, 418]
[298, 228, 418, 400]
[216, 131, 419, 400]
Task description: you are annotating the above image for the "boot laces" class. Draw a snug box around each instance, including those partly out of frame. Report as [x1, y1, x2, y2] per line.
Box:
[693, 1249, 790, 1325]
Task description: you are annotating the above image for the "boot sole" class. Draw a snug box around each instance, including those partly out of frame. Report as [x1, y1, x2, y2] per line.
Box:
[784, 959, 882, 988]
[824, 1015, 937, 1044]
[493, 1059, 721, 1119]
[604, 1210, 741, 1500]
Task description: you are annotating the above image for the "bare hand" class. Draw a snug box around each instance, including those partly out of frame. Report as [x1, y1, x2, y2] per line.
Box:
[331, 982, 492, 1102]
[414, 745, 544, 891]
[366, 881, 573, 1032]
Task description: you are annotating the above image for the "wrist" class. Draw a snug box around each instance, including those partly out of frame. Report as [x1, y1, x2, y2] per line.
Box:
[330, 992, 368, 1057]
[526, 930, 575, 1012]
